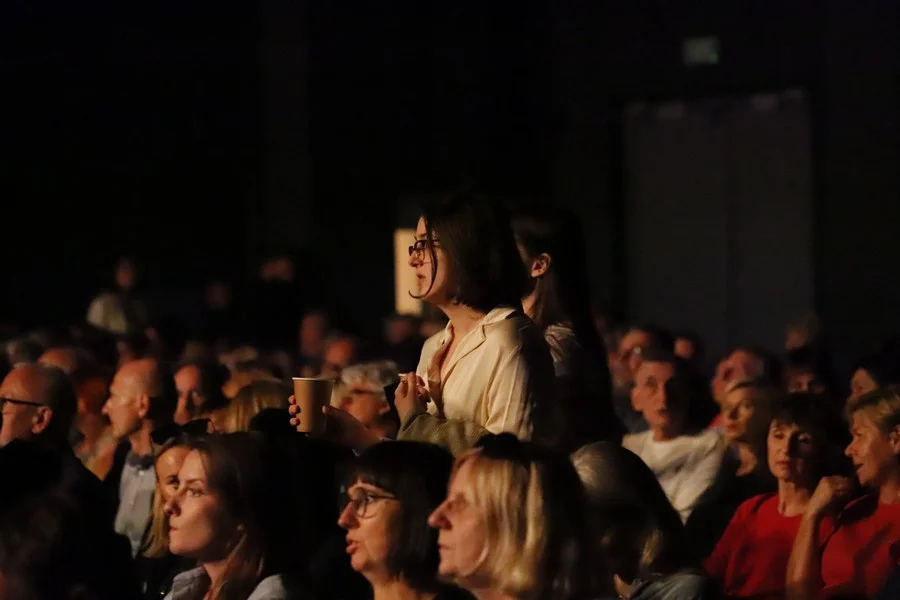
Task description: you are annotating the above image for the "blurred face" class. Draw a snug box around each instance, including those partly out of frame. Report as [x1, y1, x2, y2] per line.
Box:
[321, 339, 357, 378]
[174, 365, 202, 425]
[165, 451, 237, 560]
[156, 446, 191, 503]
[116, 261, 136, 291]
[337, 479, 399, 578]
[767, 421, 819, 485]
[102, 370, 143, 438]
[0, 370, 43, 447]
[339, 383, 389, 429]
[409, 217, 452, 304]
[299, 312, 328, 358]
[712, 350, 763, 405]
[428, 459, 488, 585]
[615, 330, 652, 388]
[787, 369, 826, 394]
[674, 338, 696, 361]
[632, 361, 682, 438]
[723, 387, 763, 444]
[385, 318, 416, 346]
[846, 412, 899, 488]
[848, 369, 878, 405]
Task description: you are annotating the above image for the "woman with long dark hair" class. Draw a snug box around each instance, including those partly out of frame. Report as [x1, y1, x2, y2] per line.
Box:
[511, 205, 621, 451]
[296, 193, 556, 455]
[164, 433, 308, 599]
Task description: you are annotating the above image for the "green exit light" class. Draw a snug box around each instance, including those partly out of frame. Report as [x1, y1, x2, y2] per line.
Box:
[683, 36, 720, 66]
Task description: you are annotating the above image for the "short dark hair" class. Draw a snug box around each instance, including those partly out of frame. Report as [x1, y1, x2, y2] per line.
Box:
[640, 349, 717, 431]
[176, 359, 230, 414]
[349, 441, 454, 592]
[770, 392, 850, 477]
[784, 345, 836, 390]
[632, 325, 675, 353]
[416, 192, 527, 312]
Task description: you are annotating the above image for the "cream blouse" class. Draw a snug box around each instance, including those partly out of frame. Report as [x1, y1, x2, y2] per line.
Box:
[399, 307, 553, 451]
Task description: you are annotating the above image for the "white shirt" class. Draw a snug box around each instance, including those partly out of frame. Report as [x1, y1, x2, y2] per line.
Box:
[622, 428, 725, 522]
[415, 306, 553, 440]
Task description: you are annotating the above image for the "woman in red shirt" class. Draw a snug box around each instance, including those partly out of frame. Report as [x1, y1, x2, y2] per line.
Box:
[787, 386, 900, 599]
[706, 394, 846, 599]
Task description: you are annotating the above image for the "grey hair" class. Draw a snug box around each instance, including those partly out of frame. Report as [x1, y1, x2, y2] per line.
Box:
[340, 360, 400, 394]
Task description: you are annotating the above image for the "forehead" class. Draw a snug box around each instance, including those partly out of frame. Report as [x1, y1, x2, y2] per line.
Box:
[620, 330, 650, 349]
[348, 478, 386, 493]
[636, 360, 674, 380]
[180, 450, 208, 478]
[0, 368, 41, 402]
[770, 419, 811, 435]
[850, 410, 879, 430]
[415, 217, 429, 237]
[726, 386, 755, 404]
[175, 365, 201, 384]
[157, 446, 190, 473]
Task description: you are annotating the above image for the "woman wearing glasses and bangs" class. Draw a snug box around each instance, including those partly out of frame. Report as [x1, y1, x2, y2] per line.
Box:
[395, 192, 555, 453]
[338, 441, 473, 600]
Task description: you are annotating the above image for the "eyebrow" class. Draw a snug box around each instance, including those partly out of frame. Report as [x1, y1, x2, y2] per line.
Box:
[183, 478, 206, 485]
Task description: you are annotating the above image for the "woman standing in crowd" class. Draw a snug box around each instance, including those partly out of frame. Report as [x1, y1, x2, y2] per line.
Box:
[428, 434, 588, 600]
[571, 441, 716, 599]
[511, 205, 621, 451]
[686, 379, 777, 557]
[388, 193, 554, 453]
[706, 395, 845, 599]
[787, 386, 900, 599]
[164, 433, 308, 599]
[339, 441, 473, 600]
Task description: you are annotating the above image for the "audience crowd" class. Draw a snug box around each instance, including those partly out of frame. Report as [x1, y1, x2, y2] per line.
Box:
[2, 193, 900, 599]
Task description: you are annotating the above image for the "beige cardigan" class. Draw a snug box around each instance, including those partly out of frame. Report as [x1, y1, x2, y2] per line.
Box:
[397, 307, 554, 454]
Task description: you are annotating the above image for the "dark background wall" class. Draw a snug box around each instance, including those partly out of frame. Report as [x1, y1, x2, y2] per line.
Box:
[2, 0, 898, 357]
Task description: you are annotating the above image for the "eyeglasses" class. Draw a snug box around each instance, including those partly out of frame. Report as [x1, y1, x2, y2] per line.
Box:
[340, 488, 398, 519]
[408, 238, 440, 257]
[0, 397, 45, 412]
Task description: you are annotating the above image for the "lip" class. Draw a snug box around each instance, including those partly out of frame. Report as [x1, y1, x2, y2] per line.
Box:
[345, 537, 359, 554]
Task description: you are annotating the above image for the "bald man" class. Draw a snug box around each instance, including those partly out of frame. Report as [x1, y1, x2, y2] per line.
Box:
[0, 363, 77, 448]
[102, 358, 176, 555]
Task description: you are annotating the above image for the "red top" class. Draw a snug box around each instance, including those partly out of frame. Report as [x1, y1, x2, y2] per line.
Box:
[818, 495, 900, 598]
[705, 493, 803, 599]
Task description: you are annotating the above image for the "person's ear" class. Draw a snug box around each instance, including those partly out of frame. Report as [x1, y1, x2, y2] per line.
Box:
[889, 425, 900, 455]
[529, 253, 551, 278]
[136, 394, 151, 420]
[31, 406, 54, 435]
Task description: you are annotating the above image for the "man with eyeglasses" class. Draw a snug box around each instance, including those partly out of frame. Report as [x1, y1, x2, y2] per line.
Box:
[0, 362, 77, 449]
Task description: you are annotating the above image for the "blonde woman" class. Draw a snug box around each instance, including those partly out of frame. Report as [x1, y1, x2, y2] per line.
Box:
[427, 433, 588, 600]
[136, 433, 194, 600]
[787, 386, 900, 599]
[221, 380, 291, 433]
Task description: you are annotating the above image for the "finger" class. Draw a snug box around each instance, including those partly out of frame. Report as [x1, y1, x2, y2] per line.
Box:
[287, 395, 296, 405]
[416, 385, 429, 398]
[289, 417, 300, 426]
[288, 404, 299, 415]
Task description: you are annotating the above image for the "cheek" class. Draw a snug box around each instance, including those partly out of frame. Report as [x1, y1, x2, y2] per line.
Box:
[359, 514, 394, 562]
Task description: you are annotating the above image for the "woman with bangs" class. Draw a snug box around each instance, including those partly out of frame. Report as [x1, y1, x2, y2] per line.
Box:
[427, 433, 588, 600]
[338, 441, 472, 600]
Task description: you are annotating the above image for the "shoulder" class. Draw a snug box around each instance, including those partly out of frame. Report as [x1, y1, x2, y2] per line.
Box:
[690, 429, 724, 455]
[735, 492, 778, 519]
[483, 310, 547, 357]
[247, 574, 294, 599]
[622, 431, 650, 452]
[632, 571, 716, 600]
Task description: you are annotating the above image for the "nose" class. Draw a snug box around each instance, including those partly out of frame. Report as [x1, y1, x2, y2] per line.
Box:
[427, 501, 449, 529]
[408, 250, 422, 268]
[337, 502, 357, 530]
[844, 440, 854, 458]
[101, 400, 110, 416]
[164, 492, 181, 517]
